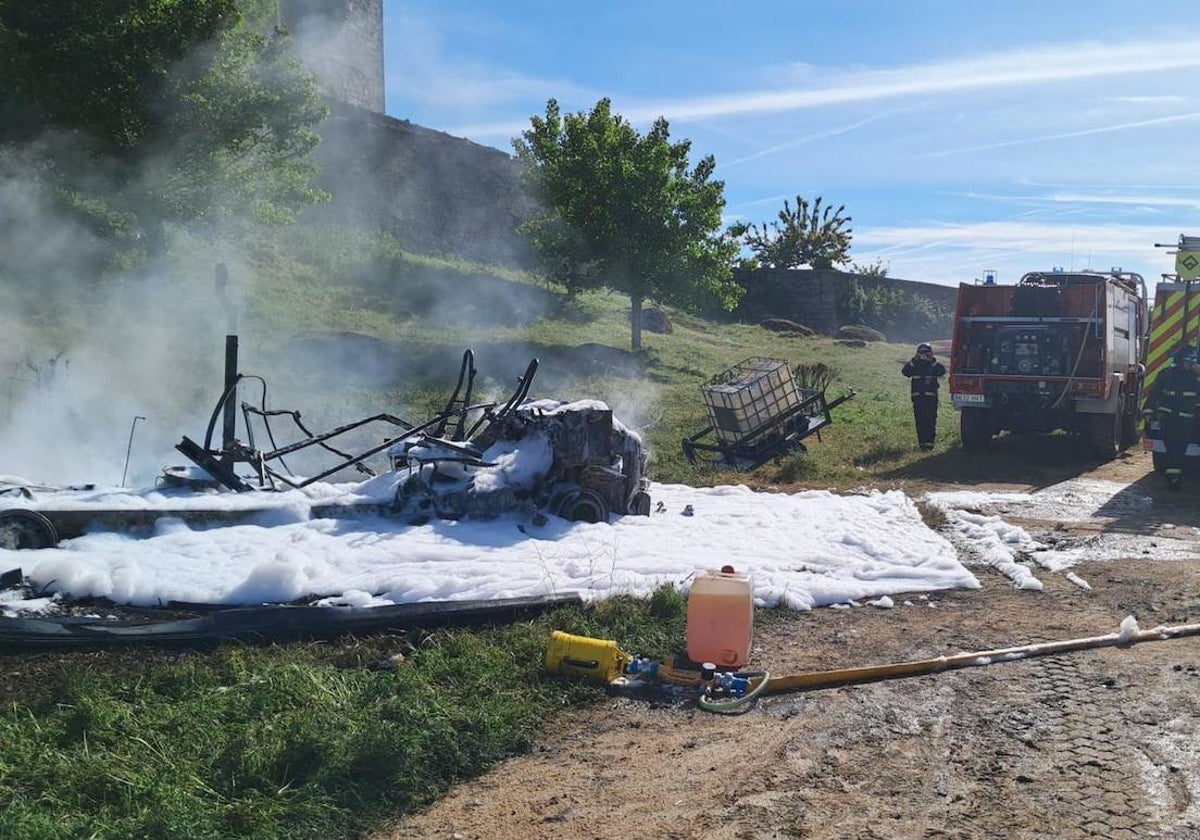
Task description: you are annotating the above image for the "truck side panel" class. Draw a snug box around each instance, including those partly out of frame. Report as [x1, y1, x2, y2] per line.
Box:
[1143, 282, 1200, 401]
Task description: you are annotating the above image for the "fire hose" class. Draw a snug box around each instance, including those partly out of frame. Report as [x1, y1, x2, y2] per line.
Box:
[546, 619, 1200, 714]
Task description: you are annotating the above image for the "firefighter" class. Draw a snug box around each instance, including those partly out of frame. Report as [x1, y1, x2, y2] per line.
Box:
[902, 342, 947, 451]
[1145, 346, 1200, 489]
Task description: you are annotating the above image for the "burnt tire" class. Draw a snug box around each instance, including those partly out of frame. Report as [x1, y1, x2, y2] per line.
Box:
[0, 509, 58, 550]
[959, 408, 992, 451]
[630, 491, 652, 517]
[556, 488, 610, 524]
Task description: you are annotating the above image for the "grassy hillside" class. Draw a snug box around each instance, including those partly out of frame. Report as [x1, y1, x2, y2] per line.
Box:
[218, 225, 962, 490]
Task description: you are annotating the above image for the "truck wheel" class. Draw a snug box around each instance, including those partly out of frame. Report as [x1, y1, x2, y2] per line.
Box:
[0, 510, 58, 550]
[1152, 451, 1166, 474]
[1087, 411, 1121, 459]
[960, 408, 991, 450]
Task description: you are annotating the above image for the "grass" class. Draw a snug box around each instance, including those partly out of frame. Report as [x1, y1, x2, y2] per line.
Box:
[0, 223, 1101, 839]
[0, 591, 688, 840]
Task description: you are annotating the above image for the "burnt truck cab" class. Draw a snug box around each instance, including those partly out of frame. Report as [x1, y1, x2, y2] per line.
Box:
[948, 270, 1148, 457]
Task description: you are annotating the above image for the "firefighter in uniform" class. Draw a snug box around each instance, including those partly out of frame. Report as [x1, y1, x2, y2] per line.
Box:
[902, 342, 947, 451]
[1145, 346, 1200, 489]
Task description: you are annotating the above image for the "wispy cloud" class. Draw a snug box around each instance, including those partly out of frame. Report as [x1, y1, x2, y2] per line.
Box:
[1045, 193, 1200, 209]
[1108, 95, 1187, 104]
[724, 108, 912, 168]
[920, 111, 1200, 159]
[948, 190, 1200, 210]
[854, 220, 1179, 281]
[449, 37, 1200, 139]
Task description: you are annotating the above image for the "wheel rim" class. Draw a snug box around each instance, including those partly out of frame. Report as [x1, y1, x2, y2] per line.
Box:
[0, 510, 58, 550]
[559, 489, 609, 523]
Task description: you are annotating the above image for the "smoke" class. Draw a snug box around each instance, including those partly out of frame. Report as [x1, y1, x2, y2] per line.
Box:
[0, 2, 655, 492]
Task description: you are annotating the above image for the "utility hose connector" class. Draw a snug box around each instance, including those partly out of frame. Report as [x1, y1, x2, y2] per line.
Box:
[546, 633, 769, 714]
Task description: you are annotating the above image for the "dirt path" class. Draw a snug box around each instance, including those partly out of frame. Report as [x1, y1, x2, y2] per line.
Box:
[380, 450, 1200, 840]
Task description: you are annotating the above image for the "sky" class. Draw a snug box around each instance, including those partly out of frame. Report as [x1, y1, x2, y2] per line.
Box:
[381, 0, 1200, 287]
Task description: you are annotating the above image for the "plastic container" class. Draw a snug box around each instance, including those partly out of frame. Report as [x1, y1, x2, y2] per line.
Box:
[701, 359, 800, 446]
[686, 566, 754, 668]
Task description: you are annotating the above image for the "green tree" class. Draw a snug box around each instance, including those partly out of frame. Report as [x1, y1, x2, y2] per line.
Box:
[738, 195, 852, 269]
[514, 98, 742, 351]
[851, 258, 889, 277]
[0, 0, 327, 255]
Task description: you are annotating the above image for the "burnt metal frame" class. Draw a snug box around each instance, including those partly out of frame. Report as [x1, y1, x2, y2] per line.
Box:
[176, 349, 540, 493]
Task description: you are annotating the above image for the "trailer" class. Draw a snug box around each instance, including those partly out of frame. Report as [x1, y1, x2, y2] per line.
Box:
[0, 343, 652, 550]
[681, 357, 855, 470]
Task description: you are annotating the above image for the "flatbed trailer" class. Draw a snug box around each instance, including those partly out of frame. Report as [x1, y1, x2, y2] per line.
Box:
[682, 357, 855, 470]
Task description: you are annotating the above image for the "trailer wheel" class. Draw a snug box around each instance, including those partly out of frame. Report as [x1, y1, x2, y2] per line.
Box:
[556, 489, 609, 524]
[959, 408, 992, 450]
[1087, 411, 1121, 459]
[0, 510, 59, 550]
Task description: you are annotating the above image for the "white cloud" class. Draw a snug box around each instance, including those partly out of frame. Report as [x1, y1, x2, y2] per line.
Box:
[448, 37, 1200, 139]
[853, 220, 1179, 283]
[921, 111, 1200, 159]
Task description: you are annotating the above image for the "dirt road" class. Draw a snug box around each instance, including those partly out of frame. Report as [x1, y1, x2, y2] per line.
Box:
[381, 450, 1200, 840]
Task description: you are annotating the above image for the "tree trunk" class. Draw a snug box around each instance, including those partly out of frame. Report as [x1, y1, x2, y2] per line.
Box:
[630, 295, 643, 351]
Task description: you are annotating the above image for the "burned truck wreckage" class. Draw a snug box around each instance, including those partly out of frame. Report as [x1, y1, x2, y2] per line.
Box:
[0, 341, 651, 552]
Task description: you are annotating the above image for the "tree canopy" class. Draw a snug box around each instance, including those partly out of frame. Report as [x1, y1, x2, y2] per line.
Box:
[0, 0, 328, 261]
[736, 195, 852, 270]
[513, 98, 742, 350]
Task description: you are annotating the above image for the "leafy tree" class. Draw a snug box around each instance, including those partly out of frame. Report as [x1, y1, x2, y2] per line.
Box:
[514, 98, 742, 351]
[0, 0, 328, 258]
[738, 195, 852, 269]
[851, 258, 889, 277]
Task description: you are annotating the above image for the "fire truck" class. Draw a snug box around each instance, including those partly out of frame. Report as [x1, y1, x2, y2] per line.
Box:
[1142, 235, 1200, 474]
[947, 269, 1148, 457]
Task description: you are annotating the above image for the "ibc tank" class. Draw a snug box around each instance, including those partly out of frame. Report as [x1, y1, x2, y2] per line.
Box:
[686, 566, 754, 667]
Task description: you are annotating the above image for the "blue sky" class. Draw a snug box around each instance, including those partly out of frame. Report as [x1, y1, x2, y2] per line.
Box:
[381, 1, 1200, 287]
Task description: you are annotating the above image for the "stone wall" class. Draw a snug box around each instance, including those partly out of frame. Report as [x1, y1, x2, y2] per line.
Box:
[732, 268, 960, 340]
[280, 0, 385, 113]
[307, 102, 537, 268]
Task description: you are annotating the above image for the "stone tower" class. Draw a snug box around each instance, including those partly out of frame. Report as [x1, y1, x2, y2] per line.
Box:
[278, 0, 385, 113]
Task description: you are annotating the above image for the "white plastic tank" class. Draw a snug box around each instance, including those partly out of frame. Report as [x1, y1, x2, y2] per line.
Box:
[686, 565, 754, 668]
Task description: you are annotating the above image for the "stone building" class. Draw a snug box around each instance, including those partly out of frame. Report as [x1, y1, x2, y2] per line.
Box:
[277, 0, 385, 113]
[273, 0, 535, 267]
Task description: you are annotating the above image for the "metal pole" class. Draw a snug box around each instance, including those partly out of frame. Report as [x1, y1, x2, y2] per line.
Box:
[222, 334, 238, 453]
[121, 416, 146, 487]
